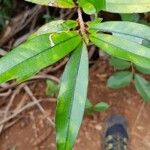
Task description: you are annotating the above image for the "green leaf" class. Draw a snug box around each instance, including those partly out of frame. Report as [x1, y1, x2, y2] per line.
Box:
[107, 71, 133, 89]
[29, 20, 78, 39]
[87, 18, 103, 32]
[135, 65, 150, 75]
[0, 31, 81, 84]
[56, 42, 89, 150]
[134, 74, 150, 102]
[88, 21, 150, 45]
[90, 33, 150, 69]
[25, 0, 75, 8]
[46, 80, 59, 97]
[85, 99, 94, 115]
[105, 0, 150, 13]
[110, 57, 131, 70]
[120, 14, 140, 22]
[94, 102, 109, 112]
[78, 0, 106, 14]
[85, 99, 93, 110]
[142, 40, 150, 48]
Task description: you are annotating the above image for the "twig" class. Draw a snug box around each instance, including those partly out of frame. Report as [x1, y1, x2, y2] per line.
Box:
[0, 82, 17, 93]
[132, 102, 145, 133]
[32, 75, 60, 83]
[0, 89, 12, 97]
[0, 100, 42, 126]
[23, 85, 55, 127]
[0, 84, 24, 133]
[0, 74, 59, 93]
[77, 8, 88, 44]
[0, 5, 43, 47]
[43, 58, 68, 74]
[0, 48, 7, 56]
[4, 118, 21, 131]
[78, 8, 86, 37]
[89, 46, 96, 59]
[14, 93, 27, 111]
[33, 128, 52, 146]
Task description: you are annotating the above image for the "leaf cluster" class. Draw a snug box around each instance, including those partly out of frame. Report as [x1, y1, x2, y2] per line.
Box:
[108, 57, 150, 102]
[0, 0, 150, 149]
[85, 99, 109, 115]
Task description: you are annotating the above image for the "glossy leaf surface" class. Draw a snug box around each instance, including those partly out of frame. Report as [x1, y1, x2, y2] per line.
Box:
[25, 0, 75, 8]
[56, 42, 88, 150]
[29, 20, 78, 39]
[78, 0, 106, 14]
[0, 32, 81, 84]
[105, 0, 150, 13]
[90, 33, 150, 69]
[88, 21, 150, 45]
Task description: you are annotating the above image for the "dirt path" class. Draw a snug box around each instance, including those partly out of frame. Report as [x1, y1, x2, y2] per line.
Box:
[0, 59, 150, 150]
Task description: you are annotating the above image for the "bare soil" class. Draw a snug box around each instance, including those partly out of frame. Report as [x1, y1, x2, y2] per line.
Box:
[0, 59, 150, 150]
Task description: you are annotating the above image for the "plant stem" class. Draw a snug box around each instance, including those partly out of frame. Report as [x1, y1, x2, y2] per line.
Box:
[77, 8, 89, 44]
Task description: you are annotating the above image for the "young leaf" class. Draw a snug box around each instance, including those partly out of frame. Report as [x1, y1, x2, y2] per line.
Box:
[0, 31, 81, 84]
[29, 20, 78, 39]
[110, 57, 131, 70]
[46, 80, 59, 97]
[85, 99, 93, 110]
[56, 42, 89, 150]
[107, 71, 133, 89]
[25, 0, 75, 8]
[105, 0, 150, 13]
[88, 21, 150, 45]
[94, 102, 110, 112]
[134, 74, 150, 102]
[135, 65, 150, 75]
[90, 33, 150, 69]
[85, 99, 94, 115]
[78, 0, 106, 14]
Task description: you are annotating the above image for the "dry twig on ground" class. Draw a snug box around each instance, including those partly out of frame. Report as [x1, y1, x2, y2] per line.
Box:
[23, 85, 55, 127]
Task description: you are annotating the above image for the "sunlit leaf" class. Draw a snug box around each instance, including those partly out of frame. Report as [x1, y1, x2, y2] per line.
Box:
[29, 20, 78, 39]
[0, 32, 81, 84]
[90, 33, 150, 69]
[56, 42, 88, 150]
[78, 0, 106, 14]
[88, 21, 150, 45]
[25, 0, 75, 8]
[105, 0, 150, 13]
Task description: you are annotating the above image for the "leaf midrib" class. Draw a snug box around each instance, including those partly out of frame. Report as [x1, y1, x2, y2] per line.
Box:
[65, 43, 83, 149]
[90, 34, 150, 60]
[0, 34, 79, 75]
[89, 28, 150, 42]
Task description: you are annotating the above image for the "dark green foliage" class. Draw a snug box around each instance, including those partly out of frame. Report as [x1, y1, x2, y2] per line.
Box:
[0, 0, 13, 30]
